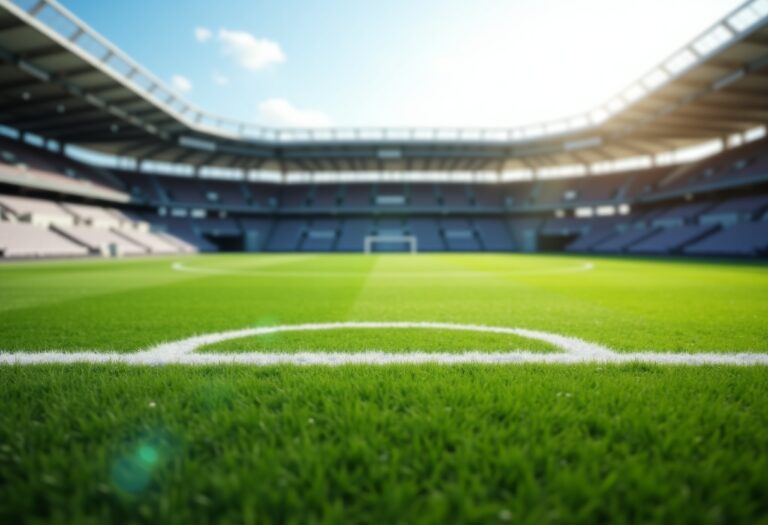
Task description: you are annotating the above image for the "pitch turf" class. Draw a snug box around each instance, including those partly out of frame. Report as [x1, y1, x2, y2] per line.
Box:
[1, 254, 767, 523]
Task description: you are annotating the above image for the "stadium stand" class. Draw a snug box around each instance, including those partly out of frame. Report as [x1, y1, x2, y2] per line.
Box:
[2, 108, 768, 259]
[300, 219, 339, 252]
[409, 185, 438, 207]
[266, 220, 306, 251]
[202, 180, 249, 207]
[441, 218, 481, 251]
[53, 224, 147, 256]
[627, 225, 718, 255]
[474, 219, 515, 251]
[336, 219, 371, 252]
[0, 221, 88, 258]
[343, 185, 373, 207]
[684, 223, 768, 256]
[114, 227, 184, 255]
[592, 228, 658, 253]
[247, 184, 279, 209]
[408, 218, 445, 252]
[0, 194, 74, 225]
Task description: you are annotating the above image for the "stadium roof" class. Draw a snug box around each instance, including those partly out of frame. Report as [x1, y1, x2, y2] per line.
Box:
[0, 0, 767, 174]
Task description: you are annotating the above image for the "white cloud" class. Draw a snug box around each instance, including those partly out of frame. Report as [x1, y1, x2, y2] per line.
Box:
[218, 28, 285, 71]
[212, 71, 230, 86]
[194, 26, 212, 43]
[257, 98, 332, 128]
[171, 74, 192, 94]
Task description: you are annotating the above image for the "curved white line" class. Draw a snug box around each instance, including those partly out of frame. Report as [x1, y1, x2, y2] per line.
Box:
[139, 321, 615, 360]
[170, 261, 595, 278]
[1, 321, 767, 366]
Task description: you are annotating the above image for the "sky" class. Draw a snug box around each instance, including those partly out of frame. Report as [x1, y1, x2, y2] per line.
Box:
[59, 0, 745, 129]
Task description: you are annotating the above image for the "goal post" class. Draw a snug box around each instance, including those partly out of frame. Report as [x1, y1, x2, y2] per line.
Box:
[364, 235, 418, 254]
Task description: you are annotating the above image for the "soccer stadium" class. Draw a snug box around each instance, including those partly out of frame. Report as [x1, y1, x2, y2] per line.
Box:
[0, 0, 767, 522]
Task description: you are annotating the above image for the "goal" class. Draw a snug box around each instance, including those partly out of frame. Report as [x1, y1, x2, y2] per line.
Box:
[364, 235, 418, 254]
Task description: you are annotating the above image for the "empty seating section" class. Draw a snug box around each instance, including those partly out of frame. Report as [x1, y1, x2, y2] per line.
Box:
[409, 185, 437, 207]
[202, 180, 248, 206]
[505, 182, 536, 207]
[623, 168, 669, 199]
[565, 230, 616, 252]
[265, 220, 305, 251]
[115, 228, 181, 254]
[157, 232, 198, 253]
[409, 218, 444, 251]
[652, 201, 712, 226]
[441, 186, 470, 207]
[61, 203, 121, 226]
[337, 219, 370, 252]
[239, 218, 272, 232]
[301, 219, 338, 251]
[0, 222, 88, 258]
[685, 223, 768, 256]
[592, 228, 658, 253]
[537, 180, 575, 206]
[574, 174, 624, 203]
[0, 194, 73, 224]
[661, 141, 768, 192]
[473, 185, 504, 207]
[195, 218, 240, 236]
[159, 177, 206, 204]
[375, 218, 405, 234]
[53, 224, 147, 255]
[312, 186, 338, 208]
[375, 184, 406, 205]
[343, 185, 372, 207]
[474, 219, 514, 251]
[0, 137, 125, 197]
[3, 133, 768, 259]
[628, 225, 717, 254]
[700, 195, 768, 224]
[112, 171, 162, 202]
[248, 184, 279, 208]
[442, 220, 480, 251]
[541, 217, 588, 236]
[280, 185, 310, 208]
[148, 218, 217, 252]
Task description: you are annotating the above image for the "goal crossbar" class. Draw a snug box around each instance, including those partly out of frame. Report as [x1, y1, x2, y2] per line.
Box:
[364, 235, 418, 254]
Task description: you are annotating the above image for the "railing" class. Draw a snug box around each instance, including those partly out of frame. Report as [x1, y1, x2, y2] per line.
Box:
[3, 0, 767, 143]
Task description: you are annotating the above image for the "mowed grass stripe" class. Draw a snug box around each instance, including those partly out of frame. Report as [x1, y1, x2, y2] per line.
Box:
[0, 254, 766, 353]
[0, 255, 371, 352]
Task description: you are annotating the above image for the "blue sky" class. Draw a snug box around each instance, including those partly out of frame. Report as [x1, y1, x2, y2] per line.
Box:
[60, 0, 744, 128]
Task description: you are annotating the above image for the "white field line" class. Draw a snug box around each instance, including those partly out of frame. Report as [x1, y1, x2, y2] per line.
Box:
[1, 321, 767, 366]
[170, 262, 595, 278]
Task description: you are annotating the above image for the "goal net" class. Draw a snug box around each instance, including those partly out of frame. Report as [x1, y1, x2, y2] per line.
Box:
[364, 235, 418, 254]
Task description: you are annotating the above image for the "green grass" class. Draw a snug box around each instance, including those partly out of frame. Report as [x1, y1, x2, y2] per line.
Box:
[1, 254, 767, 523]
[200, 328, 559, 353]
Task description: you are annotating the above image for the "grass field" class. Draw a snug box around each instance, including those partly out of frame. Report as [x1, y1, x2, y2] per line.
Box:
[1, 254, 768, 523]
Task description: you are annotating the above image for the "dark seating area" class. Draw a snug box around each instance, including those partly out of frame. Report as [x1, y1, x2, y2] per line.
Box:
[628, 225, 718, 255]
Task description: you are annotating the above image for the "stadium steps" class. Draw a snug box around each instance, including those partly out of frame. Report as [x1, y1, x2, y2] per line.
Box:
[684, 222, 768, 256]
[565, 230, 617, 252]
[112, 228, 181, 254]
[592, 228, 659, 253]
[627, 224, 719, 255]
[0, 221, 89, 258]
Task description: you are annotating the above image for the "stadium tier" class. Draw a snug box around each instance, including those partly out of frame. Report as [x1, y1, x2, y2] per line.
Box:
[1, 132, 768, 258]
